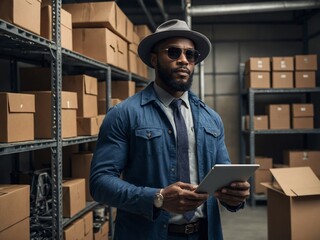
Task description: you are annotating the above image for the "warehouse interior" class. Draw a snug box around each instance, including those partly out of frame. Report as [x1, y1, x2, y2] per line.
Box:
[0, 0, 319, 239]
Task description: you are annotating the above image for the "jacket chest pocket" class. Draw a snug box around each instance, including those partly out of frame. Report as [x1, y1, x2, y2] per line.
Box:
[134, 128, 164, 155]
[203, 127, 221, 154]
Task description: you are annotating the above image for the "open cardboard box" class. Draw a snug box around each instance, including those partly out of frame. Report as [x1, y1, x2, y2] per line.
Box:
[262, 167, 320, 240]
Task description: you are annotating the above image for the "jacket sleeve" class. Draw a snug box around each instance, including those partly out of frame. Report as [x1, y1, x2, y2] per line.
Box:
[89, 105, 158, 220]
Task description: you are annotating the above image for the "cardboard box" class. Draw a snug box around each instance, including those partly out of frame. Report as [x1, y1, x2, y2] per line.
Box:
[134, 25, 152, 40]
[132, 31, 141, 45]
[137, 57, 149, 79]
[62, 178, 86, 218]
[83, 211, 93, 240]
[0, 0, 41, 35]
[20, 67, 51, 91]
[245, 57, 270, 72]
[73, 28, 118, 67]
[41, 5, 73, 50]
[71, 152, 94, 201]
[262, 167, 320, 240]
[291, 103, 314, 117]
[272, 57, 294, 71]
[295, 71, 316, 88]
[98, 99, 107, 115]
[129, 43, 138, 75]
[31, 91, 78, 139]
[245, 72, 270, 88]
[117, 37, 129, 71]
[292, 117, 314, 129]
[111, 80, 136, 100]
[0, 185, 30, 232]
[267, 104, 290, 130]
[245, 115, 268, 130]
[0, 93, 35, 142]
[64, 218, 85, 240]
[0, 218, 30, 240]
[126, 18, 134, 43]
[272, 72, 293, 88]
[77, 117, 100, 136]
[283, 150, 320, 177]
[295, 54, 318, 71]
[63, 75, 98, 118]
[93, 220, 109, 240]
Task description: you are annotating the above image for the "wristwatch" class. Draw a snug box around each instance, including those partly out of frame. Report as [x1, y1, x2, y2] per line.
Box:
[154, 189, 164, 208]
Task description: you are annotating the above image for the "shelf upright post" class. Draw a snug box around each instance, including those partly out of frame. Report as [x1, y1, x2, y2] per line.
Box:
[51, 0, 63, 239]
[106, 66, 112, 110]
[248, 89, 256, 206]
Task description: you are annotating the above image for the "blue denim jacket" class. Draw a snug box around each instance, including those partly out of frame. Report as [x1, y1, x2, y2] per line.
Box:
[90, 82, 234, 240]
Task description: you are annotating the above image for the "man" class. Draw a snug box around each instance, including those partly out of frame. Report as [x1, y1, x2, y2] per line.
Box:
[90, 19, 250, 240]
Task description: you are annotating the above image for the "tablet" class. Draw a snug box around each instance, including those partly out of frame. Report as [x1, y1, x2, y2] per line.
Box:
[195, 164, 260, 195]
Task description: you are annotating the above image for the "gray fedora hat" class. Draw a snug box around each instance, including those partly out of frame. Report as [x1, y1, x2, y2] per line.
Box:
[138, 19, 211, 68]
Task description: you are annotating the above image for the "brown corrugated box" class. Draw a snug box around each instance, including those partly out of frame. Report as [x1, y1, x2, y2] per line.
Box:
[117, 37, 129, 71]
[93, 220, 109, 240]
[295, 54, 318, 71]
[63, 75, 98, 118]
[77, 116, 100, 136]
[111, 80, 136, 100]
[64, 218, 85, 240]
[295, 71, 316, 88]
[261, 167, 320, 240]
[126, 18, 134, 43]
[245, 115, 268, 130]
[245, 72, 270, 88]
[83, 211, 93, 240]
[62, 178, 86, 218]
[245, 57, 270, 72]
[272, 57, 294, 71]
[272, 72, 293, 88]
[129, 43, 138, 75]
[292, 117, 314, 129]
[291, 103, 314, 117]
[267, 104, 290, 129]
[0, 185, 30, 232]
[0, 218, 30, 240]
[0, 93, 35, 142]
[30, 91, 78, 139]
[0, 0, 41, 35]
[41, 5, 73, 50]
[134, 24, 152, 39]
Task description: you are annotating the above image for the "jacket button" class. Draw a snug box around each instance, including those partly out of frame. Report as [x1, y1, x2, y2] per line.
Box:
[168, 129, 172, 134]
[147, 132, 152, 138]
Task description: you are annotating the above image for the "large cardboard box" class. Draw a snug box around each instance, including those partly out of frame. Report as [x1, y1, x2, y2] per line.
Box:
[295, 54, 318, 71]
[20, 67, 51, 91]
[0, 93, 35, 142]
[245, 72, 270, 88]
[0, 0, 41, 35]
[272, 57, 294, 71]
[245, 57, 270, 72]
[267, 104, 290, 130]
[283, 150, 320, 177]
[262, 167, 320, 240]
[63, 75, 98, 118]
[245, 115, 268, 130]
[291, 103, 314, 117]
[272, 72, 293, 88]
[295, 71, 316, 88]
[111, 80, 136, 100]
[0, 185, 30, 232]
[73, 28, 118, 67]
[0, 217, 30, 240]
[41, 5, 73, 50]
[62, 178, 86, 218]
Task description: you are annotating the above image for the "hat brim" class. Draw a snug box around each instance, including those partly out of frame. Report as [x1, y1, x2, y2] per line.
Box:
[138, 30, 211, 68]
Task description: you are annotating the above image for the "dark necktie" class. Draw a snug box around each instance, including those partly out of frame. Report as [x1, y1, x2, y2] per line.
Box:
[170, 99, 194, 221]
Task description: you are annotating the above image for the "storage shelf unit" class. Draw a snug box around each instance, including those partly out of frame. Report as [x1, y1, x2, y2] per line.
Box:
[239, 63, 320, 206]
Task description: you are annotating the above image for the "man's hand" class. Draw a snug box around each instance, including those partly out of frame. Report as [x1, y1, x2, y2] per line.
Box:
[214, 181, 250, 207]
[160, 182, 209, 214]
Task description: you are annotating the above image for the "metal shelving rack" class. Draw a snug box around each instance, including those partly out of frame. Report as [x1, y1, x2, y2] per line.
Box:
[239, 63, 320, 206]
[0, 1, 149, 239]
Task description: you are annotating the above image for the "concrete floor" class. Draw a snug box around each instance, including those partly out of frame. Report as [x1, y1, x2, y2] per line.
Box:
[220, 203, 267, 240]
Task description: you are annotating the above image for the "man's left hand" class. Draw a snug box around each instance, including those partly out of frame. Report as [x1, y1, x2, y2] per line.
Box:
[214, 181, 250, 206]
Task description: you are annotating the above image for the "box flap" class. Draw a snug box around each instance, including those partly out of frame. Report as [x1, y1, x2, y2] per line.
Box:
[8, 93, 35, 113]
[270, 167, 320, 197]
[84, 76, 98, 96]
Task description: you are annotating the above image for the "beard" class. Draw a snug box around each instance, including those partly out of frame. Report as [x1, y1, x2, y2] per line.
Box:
[157, 61, 194, 92]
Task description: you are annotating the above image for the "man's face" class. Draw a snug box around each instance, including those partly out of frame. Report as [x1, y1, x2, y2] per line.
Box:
[152, 38, 196, 93]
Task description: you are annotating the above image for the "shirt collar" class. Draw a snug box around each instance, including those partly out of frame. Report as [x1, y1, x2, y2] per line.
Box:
[153, 81, 190, 109]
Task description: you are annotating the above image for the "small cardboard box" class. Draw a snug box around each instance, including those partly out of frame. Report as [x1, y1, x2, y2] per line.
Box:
[0, 185, 30, 232]
[245, 57, 270, 72]
[0, 93, 35, 142]
[245, 115, 268, 130]
[291, 103, 314, 117]
[62, 178, 86, 218]
[283, 150, 320, 177]
[93, 220, 109, 240]
[295, 71, 316, 88]
[272, 57, 294, 71]
[267, 104, 290, 130]
[41, 5, 73, 50]
[77, 117, 100, 136]
[0, 0, 41, 35]
[245, 72, 270, 88]
[31, 91, 78, 139]
[71, 152, 94, 201]
[262, 167, 320, 240]
[73, 28, 118, 67]
[292, 117, 314, 129]
[295, 54, 318, 71]
[272, 72, 293, 88]
[63, 75, 98, 118]
[19, 67, 51, 91]
[111, 80, 136, 100]
[0, 217, 30, 240]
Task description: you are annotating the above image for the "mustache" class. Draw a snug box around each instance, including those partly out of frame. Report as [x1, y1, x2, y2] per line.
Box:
[173, 67, 191, 75]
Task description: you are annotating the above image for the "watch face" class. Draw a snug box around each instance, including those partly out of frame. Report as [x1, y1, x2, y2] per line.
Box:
[154, 193, 164, 208]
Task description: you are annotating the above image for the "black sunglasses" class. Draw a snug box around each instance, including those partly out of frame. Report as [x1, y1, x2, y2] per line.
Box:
[157, 47, 200, 63]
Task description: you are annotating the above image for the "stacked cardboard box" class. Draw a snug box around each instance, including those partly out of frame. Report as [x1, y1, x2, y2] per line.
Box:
[245, 57, 271, 88]
[64, 211, 93, 240]
[271, 57, 294, 88]
[267, 104, 290, 129]
[295, 54, 317, 88]
[245, 115, 268, 130]
[291, 103, 314, 129]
